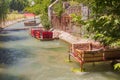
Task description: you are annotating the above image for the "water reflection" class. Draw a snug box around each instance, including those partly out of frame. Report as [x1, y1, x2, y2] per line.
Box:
[0, 48, 27, 66]
[0, 73, 27, 80]
[0, 31, 9, 34]
[0, 21, 119, 80]
[0, 35, 28, 42]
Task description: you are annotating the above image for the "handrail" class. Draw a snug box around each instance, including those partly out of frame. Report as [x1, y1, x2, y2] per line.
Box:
[48, 0, 59, 21]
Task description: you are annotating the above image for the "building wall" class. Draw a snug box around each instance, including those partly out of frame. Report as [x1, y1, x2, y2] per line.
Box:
[51, 4, 88, 34]
[51, 13, 72, 32]
[65, 5, 81, 15]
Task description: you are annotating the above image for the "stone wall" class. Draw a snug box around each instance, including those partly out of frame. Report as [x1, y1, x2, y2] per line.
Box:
[51, 13, 72, 33]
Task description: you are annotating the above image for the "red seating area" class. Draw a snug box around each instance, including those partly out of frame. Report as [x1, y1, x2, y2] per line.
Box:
[42, 31, 53, 39]
[30, 28, 53, 40]
[30, 28, 43, 39]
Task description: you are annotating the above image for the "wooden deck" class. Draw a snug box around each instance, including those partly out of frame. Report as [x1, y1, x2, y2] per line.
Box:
[69, 43, 120, 71]
[24, 21, 39, 26]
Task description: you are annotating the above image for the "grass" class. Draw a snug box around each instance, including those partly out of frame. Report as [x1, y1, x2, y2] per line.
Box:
[6, 13, 24, 21]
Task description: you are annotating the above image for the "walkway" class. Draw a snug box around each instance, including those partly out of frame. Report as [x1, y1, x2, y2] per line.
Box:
[54, 29, 93, 44]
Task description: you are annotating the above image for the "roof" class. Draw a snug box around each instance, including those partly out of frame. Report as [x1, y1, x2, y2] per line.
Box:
[24, 13, 35, 17]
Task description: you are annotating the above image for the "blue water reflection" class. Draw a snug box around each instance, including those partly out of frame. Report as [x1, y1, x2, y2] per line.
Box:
[0, 48, 27, 66]
[0, 35, 28, 42]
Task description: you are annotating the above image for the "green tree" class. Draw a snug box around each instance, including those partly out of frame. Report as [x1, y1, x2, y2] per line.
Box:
[40, 0, 51, 30]
[53, 0, 64, 18]
[9, 0, 29, 12]
[24, 0, 50, 14]
[69, 0, 120, 47]
[85, 0, 120, 47]
[0, 0, 9, 27]
[24, 4, 41, 15]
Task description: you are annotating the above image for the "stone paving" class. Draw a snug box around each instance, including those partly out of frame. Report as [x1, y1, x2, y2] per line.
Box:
[53, 29, 95, 45]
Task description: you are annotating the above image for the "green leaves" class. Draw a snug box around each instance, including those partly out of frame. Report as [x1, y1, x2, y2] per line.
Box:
[41, 14, 51, 30]
[82, 0, 120, 47]
[53, 0, 64, 17]
[9, 0, 29, 12]
[114, 63, 120, 71]
[0, 0, 9, 24]
[64, 0, 120, 47]
[24, 0, 51, 29]
[24, 4, 41, 15]
[70, 13, 85, 26]
[85, 14, 120, 46]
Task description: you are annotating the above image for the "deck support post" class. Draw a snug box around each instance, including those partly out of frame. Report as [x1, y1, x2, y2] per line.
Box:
[68, 54, 71, 62]
[80, 63, 84, 72]
[92, 62, 95, 66]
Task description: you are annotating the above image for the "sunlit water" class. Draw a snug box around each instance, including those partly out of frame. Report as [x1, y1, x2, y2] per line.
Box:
[0, 20, 119, 80]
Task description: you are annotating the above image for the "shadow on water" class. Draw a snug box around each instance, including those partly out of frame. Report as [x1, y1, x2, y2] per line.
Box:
[0, 31, 9, 34]
[0, 29, 28, 34]
[0, 73, 28, 80]
[78, 71, 120, 80]
[0, 35, 28, 42]
[71, 61, 118, 72]
[0, 47, 27, 66]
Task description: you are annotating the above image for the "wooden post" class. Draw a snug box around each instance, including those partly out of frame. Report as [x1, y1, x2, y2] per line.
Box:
[89, 43, 92, 50]
[68, 54, 71, 62]
[80, 63, 84, 72]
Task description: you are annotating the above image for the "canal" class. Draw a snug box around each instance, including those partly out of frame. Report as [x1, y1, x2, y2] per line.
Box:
[0, 20, 119, 80]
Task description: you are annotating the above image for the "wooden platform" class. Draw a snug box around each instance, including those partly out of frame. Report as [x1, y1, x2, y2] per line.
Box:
[69, 43, 120, 71]
[24, 21, 38, 26]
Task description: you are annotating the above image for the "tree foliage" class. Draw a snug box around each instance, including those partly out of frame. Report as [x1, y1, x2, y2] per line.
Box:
[53, 0, 64, 17]
[77, 0, 120, 47]
[86, 15, 120, 46]
[24, 0, 51, 29]
[82, 0, 120, 72]
[39, 0, 51, 29]
[25, 0, 50, 14]
[0, 0, 9, 25]
[114, 63, 120, 71]
[9, 0, 29, 12]
[24, 4, 41, 15]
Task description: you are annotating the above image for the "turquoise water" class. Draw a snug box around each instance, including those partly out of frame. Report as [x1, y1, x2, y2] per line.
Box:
[0, 21, 119, 80]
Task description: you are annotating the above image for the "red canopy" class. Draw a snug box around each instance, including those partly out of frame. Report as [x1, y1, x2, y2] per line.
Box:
[24, 13, 35, 17]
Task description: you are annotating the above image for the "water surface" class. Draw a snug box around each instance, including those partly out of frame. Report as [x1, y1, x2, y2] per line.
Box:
[0, 21, 119, 80]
